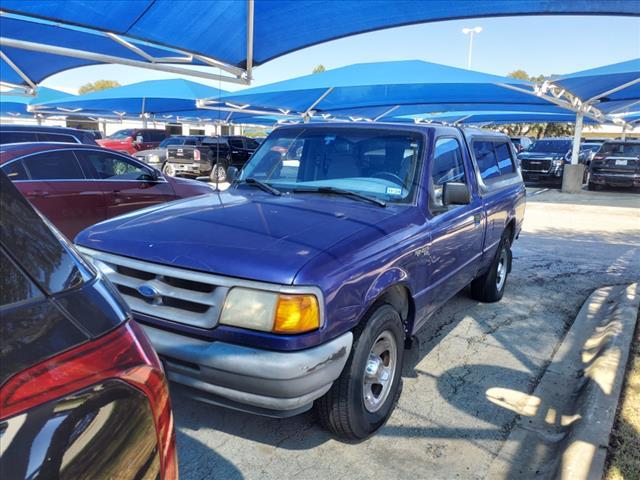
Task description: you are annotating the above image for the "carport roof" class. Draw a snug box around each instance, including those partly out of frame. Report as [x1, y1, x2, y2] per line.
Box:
[1, 1, 638, 88]
[0, 86, 73, 116]
[33, 79, 226, 117]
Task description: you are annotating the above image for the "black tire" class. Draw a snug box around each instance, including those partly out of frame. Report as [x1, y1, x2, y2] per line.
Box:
[315, 304, 405, 440]
[587, 181, 599, 191]
[470, 234, 512, 303]
[209, 162, 227, 182]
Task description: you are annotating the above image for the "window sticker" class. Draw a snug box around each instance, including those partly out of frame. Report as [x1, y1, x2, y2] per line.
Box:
[386, 186, 402, 196]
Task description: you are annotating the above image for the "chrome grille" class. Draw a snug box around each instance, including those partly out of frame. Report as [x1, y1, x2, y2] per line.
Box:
[77, 247, 229, 329]
[521, 159, 552, 172]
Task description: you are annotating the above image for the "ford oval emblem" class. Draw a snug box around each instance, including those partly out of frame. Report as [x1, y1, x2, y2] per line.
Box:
[137, 284, 160, 299]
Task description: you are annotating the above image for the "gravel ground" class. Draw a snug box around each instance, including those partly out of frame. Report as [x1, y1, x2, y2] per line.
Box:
[171, 187, 640, 480]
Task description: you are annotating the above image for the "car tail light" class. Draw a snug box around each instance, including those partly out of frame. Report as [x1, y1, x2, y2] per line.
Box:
[593, 155, 605, 161]
[0, 321, 178, 480]
[194, 149, 201, 161]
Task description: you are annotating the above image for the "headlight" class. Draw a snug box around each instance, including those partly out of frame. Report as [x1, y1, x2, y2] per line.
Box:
[148, 154, 160, 162]
[220, 287, 320, 334]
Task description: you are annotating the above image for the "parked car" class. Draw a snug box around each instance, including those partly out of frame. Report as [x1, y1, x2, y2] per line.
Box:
[133, 135, 208, 170]
[98, 128, 167, 154]
[0, 171, 177, 479]
[509, 136, 533, 152]
[76, 123, 525, 439]
[164, 135, 260, 181]
[588, 140, 640, 190]
[0, 124, 98, 145]
[517, 137, 588, 185]
[0, 143, 213, 239]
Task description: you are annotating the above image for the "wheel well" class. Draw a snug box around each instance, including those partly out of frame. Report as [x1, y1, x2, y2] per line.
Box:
[366, 284, 415, 339]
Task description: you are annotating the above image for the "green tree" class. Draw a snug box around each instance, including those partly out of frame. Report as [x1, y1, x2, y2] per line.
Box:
[78, 80, 121, 95]
[312, 64, 326, 74]
[495, 70, 573, 138]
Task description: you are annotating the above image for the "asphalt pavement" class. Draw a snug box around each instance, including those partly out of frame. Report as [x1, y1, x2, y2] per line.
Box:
[171, 187, 640, 480]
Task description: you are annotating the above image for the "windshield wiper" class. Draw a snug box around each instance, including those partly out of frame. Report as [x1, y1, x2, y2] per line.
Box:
[292, 186, 386, 207]
[240, 178, 282, 196]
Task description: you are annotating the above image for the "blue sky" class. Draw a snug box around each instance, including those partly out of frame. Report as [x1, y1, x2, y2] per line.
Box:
[43, 15, 640, 93]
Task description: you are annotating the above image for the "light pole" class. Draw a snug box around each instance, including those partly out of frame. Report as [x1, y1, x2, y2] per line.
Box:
[462, 26, 482, 70]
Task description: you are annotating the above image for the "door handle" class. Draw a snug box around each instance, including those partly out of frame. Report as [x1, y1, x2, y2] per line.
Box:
[473, 213, 482, 226]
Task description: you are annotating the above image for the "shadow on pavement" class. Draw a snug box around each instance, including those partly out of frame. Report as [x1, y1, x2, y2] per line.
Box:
[176, 429, 244, 479]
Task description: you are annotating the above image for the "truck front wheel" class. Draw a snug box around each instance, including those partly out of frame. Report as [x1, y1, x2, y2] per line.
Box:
[470, 234, 512, 302]
[315, 304, 404, 439]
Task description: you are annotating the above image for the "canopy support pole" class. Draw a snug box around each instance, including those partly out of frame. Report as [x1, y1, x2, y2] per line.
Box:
[246, 0, 255, 82]
[621, 123, 627, 141]
[0, 37, 249, 85]
[141, 97, 147, 128]
[570, 112, 584, 165]
[586, 77, 640, 104]
[303, 87, 334, 121]
[0, 50, 37, 94]
[608, 99, 640, 114]
[374, 105, 399, 122]
[453, 114, 473, 125]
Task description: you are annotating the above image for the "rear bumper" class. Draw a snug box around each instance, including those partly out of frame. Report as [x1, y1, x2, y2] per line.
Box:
[140, 324, 353, 417]
[590, 171, 640, 187]
[166, 161, 210, 176]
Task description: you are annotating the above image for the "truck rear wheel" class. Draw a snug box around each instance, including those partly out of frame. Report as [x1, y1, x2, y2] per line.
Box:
[315, 304, 404, 439]
[163, 163, 176, 177]
[470, 234, 512, 303]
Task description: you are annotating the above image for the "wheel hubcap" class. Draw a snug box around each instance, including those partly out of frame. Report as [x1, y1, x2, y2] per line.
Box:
[496, 248, 508, 291]
[363, 330, 397, 413]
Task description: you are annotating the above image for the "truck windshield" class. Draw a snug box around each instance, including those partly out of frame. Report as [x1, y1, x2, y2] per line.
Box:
[240, 127, 423, 203]
[527, 140, 571, 153]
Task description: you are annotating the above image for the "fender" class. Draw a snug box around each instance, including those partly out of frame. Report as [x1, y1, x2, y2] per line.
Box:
[364, 267, 411, 307]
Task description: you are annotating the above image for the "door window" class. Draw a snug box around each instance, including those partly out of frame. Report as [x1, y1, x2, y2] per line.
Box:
[23, 150, 85, 180]
[229, 138, 244, 149]
[0, 249, 43, 307]
[0, 131, 39, 144]
[246, 138, 260, 149]
[76, 151, 152, 181]
[472, 141, 501, 180]
[37, 133, 78, 143]
[430, 138, 467, 212]
[2, 160, 29, 180]
[495, 142, 515, 175]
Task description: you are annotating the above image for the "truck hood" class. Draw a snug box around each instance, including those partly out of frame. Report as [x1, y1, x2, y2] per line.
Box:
[75, 189, 399, 285]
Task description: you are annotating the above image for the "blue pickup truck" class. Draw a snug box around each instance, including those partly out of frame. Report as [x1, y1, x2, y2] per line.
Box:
[76, 123, 525, 439]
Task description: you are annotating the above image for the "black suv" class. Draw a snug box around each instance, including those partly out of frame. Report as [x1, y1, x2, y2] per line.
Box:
[517, 138, 589, 185]
[588, 140, 640, 190]
[0, 172, 177, 479]
[0, 124, 98, 145]
[165, 135, 260, 181]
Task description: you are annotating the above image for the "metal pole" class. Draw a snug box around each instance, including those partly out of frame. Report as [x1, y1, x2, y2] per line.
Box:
[621, 124, 627, 141]
[570, 112, 584, 165]
[246, 0, 255, 82]
[467, 32, 474, 70]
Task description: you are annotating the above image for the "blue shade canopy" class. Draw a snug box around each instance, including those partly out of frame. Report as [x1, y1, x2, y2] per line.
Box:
[0, 86, 73, 116]
[208, 60, 557, 114]
[34, 79, 226, 116]
[551, 58, 640, 112]
[392, 110, 600, 125]
[3, 1, 638, 69]
[0, 15, 216, 89]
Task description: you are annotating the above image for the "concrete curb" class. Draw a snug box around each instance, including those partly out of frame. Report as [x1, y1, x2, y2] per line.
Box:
[488, 283, 640, 479]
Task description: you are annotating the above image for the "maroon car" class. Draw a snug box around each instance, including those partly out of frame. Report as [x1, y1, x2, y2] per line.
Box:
[0, 143, 213, 239]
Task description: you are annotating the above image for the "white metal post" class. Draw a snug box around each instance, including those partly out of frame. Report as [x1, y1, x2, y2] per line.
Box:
[621, 124, 627, 141]
[467, 32, 474, 69]
[571, 112, 584, 165]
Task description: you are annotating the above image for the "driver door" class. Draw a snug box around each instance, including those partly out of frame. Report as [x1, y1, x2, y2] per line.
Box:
[76, 150, 176, 218]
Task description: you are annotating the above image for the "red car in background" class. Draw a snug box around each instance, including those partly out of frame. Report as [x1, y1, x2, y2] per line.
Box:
[98, 128, 168, 154]
[0, 143, 213, 239]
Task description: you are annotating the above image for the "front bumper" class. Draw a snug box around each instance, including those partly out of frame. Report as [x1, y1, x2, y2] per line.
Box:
[140, 324, 353, 417]
[590, 171, 640, 187]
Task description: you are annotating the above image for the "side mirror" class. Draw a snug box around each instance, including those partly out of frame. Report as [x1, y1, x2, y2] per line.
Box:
[443, 182, 471, 206]
[226, 166, 239, 183]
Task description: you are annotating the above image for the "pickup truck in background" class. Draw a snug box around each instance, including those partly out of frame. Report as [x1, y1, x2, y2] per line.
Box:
[133, 135, 208, 171]
[588, 140, 640, 190]
[76, 123, 525, 439]
[164, 135, 260, 181]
